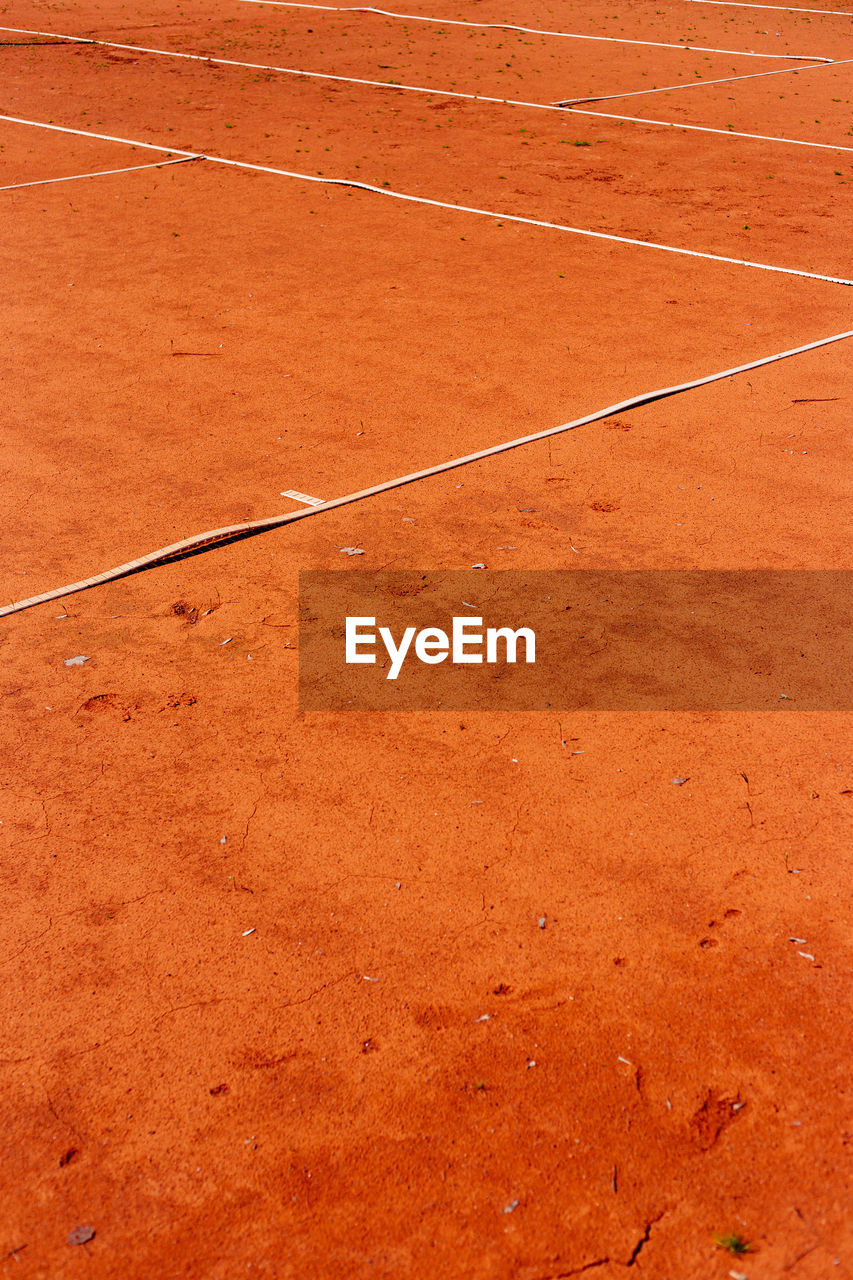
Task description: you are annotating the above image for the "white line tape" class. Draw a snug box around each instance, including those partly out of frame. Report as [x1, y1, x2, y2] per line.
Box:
[204, 157, 853, 285]
[281, 489, 326, 505]
[0, 155, 201, 191]
[683, 0, 853, 15]
[3, 327, 851, 617]
[0, 25, 90, 41]
[554, 53, 849, 106]
[1, 26, 848, 154]
[0, 112, 195, 156]
[238, 0, 833, 59]
[4, 113, 851, 286]
[0, 23, 554, 111]
[565, 104, 853, 152]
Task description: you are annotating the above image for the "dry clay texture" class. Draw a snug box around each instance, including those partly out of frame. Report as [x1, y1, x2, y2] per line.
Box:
[1, 0, 852, 1276]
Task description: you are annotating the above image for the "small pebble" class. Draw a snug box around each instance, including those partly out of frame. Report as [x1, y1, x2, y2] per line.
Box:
[67, 1227, 95, 1246]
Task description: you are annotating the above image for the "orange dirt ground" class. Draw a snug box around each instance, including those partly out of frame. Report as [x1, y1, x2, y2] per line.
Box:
[1, 0, 852, 1275]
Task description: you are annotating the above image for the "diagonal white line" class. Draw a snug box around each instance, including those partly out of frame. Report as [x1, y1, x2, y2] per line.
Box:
[0, 112, 195, 156]
[5, 17, 841, 114]
[0, 23, 553, 111]
[2, 327, 852, 617]
[238, 0, 834, 59]
[683, 0, 853, 15]
[205, 154, 853, 286]
[554, 53, 851, 105]
[0, 155, 201, 191]
[565, 103, 853, 151]
[1, 26, 849, 154]
[3, 112, 851, 286]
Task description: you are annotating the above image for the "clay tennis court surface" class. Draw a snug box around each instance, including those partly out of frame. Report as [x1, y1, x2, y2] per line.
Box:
[2, 0, 852, 1274]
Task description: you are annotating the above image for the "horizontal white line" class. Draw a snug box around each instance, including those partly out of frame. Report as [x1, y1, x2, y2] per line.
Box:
[555, 51, 848, 105]
[684, 0, 853, 15]
[3, 113, 850, 285]
[239, 0, 833, 59]
[3, 327, 852, 617]
[566, 104, 853, 152]
[1, 26, 847, 154]
[0, 155, 200, 191]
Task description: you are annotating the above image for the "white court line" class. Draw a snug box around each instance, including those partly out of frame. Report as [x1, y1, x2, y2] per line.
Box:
[0, 155, 201, 192]
[554, 52, 850, 105]
[2, 327, 852, 618]
[0, 23, 558, 111]
[0, 113, 195, 156]
[4, 112, 851, 286]
[566, 103, 853, 151]
[212, 154, 853, 284]
[2, 25, 849, 155]
[239, 0, 833, 59]
[684, 0, 853, 15]
[2, 22, 833, 115]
